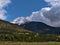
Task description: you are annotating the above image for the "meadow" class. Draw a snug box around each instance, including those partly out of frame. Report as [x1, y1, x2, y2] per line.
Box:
[0, 42, 60, 45]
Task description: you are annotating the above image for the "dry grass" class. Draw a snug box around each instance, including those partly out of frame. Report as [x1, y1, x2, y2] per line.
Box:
[0, 42, 60, 45]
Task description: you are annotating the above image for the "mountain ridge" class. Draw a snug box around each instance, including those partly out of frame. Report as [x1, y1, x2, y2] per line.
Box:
[0, 20, 60, 41]
[0, 20, 60, 34]
[20, 21, 60, 34]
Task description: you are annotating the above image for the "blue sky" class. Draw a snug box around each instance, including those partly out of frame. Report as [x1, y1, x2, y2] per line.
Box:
[6, 0, 49, 21]
[1, 0, 60, 27]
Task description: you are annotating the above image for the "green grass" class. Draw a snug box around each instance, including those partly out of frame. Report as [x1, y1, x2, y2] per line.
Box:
[0, 42, 60, 45]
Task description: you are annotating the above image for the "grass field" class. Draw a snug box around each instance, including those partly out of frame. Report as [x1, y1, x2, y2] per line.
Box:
[0, 42, 60, 45]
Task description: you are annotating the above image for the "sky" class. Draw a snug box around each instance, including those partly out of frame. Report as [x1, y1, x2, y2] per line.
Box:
[6, 0, 49, 21]
[0, 0, 60, 27]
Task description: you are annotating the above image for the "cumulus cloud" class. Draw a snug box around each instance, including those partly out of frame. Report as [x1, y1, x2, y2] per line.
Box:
[0, 9, 7, 20]
[0, 0, 11, 20]
[12, 0, 60, 27]
[12, 17, 28, 25]
[45, 0, 60, 6]
[0, 0, 11, 8]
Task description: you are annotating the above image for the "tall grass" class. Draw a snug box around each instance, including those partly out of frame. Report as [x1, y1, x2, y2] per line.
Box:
[0, 42, 60, 45]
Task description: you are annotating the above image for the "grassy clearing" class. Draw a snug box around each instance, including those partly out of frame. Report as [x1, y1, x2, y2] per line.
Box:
[0, 42, 60, 45]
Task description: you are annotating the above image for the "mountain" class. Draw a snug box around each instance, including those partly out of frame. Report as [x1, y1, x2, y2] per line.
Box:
[1, 19, 60, 34]
[0, 20, 60, 41]
[20, 21, 60, 34]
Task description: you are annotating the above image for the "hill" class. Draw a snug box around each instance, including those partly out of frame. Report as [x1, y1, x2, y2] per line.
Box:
[0, 20, 32, 34]
[0, 20, 60, 42]
[20, 21, 60, 34]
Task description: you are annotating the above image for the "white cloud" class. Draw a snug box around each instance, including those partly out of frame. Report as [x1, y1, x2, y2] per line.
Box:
[0, 0, 11, 20]
[12, 0, 60, 27]
[12, 17, 28, 25]
[42, 6, 60, 27]
[0, 9, 7, 20]
[0, 0, 11, 8]
[45, 0, 60, 6]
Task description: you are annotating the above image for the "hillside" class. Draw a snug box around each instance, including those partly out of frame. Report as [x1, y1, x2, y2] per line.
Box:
[0, 20, 60, 42]
[20, 21, 60, 34]
[0, 20, 36, 41]
[0, 20, 32, 34]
